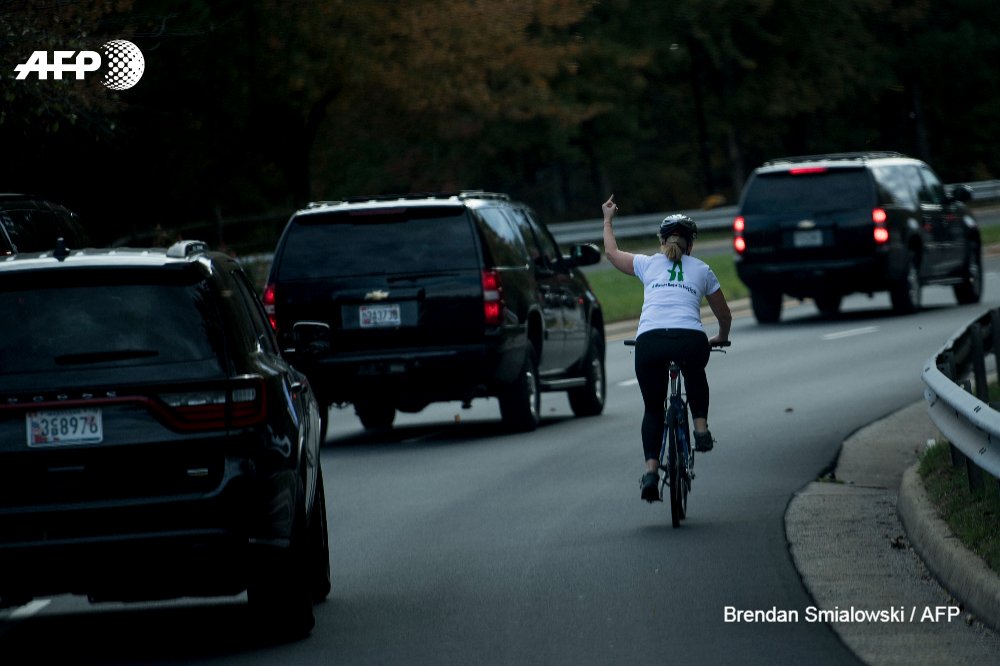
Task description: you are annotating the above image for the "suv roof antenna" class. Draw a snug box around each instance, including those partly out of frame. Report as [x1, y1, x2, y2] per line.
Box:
[53, 237, 69, 262]
[166, 240, 208, 258]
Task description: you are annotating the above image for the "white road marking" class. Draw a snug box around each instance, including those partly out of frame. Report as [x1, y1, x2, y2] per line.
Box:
[618, 378, 639, 387]
[7, 599, 50, 619]
[822, 326, 880, 341]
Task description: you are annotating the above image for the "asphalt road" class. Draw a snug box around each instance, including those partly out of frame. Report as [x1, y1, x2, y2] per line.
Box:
[3, 257, 996, 664]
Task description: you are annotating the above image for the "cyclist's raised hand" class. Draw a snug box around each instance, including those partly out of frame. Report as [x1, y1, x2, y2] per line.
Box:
[602, 195, 618, 223]
[602, 195, 635, 276]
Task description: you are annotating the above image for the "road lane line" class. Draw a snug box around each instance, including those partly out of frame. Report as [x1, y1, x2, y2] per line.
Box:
[618, 378, 639, 387]
[822, 326, 880, 341]
[7, 599, 50, 619]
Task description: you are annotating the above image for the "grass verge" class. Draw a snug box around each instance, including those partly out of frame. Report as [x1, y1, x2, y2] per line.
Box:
[919, 441, 1000, 574]
[918, 378, 1000, 574]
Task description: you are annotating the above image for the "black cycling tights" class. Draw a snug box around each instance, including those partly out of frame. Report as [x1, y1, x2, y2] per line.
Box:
[634, 328, 711, 462]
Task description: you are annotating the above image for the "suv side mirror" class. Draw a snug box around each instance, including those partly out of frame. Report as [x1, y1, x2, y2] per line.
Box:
[949, 184, 973, 203]
[569, 243, 601, 267]
[293, 321, 331, 355]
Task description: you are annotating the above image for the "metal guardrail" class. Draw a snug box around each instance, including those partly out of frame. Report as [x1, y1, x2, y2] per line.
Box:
[923, 308, 1000, 486]
[551, 179, 1000, 246]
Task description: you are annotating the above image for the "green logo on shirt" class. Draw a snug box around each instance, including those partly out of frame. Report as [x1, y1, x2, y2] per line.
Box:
[668, 260, 684, 282]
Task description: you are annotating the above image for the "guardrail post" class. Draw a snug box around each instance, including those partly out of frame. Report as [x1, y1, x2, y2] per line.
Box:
[937, 351, 968, 469]
[991, 310, 1000, 403]
[988, 310, 1000, 495]
[970, 323, 989, 402]
[965, 324, 988, 492]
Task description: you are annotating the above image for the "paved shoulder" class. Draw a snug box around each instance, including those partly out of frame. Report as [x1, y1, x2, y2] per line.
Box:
[786, 401, 1000, 664]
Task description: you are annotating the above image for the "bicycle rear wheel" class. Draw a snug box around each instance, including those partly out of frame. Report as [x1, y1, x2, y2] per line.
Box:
[666, 419, 687, 528]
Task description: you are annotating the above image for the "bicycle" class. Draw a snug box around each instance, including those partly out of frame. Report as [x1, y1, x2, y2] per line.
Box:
[625, 338, 730, 527]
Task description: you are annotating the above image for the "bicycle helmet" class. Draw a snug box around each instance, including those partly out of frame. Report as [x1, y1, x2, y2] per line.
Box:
[658, 214, 698, 253]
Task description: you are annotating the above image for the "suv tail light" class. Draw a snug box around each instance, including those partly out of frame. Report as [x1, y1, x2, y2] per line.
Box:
[262, 283, 277, 330]
[733, 216, 747, 255]
[158, 376, 266, 431]
[872, 208, 889, 244]
[482, 269, 505, 326]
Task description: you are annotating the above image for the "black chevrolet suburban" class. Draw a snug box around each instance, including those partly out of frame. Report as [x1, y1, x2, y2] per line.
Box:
[732, 152, 982, 322]
[264, 191, 606, 431]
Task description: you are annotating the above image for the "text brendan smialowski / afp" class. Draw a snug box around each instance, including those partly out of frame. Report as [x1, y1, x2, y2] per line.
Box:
[724, 605, 962, 624]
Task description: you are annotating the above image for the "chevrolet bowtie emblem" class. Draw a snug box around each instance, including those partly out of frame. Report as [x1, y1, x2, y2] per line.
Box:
[365, 290, 390, 301]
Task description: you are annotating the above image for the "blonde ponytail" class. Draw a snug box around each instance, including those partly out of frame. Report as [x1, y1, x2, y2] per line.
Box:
[662, 234, 687, 262]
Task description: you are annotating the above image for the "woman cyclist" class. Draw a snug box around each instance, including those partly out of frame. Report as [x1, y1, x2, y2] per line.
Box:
[602, 195, 732, 502]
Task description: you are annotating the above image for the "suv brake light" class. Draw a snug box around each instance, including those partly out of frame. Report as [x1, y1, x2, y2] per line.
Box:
[262, 283, 277, 330]
[482, 270, 505, 326]
[733, 216, 747, 255]
[872, 208, 889, 244]
[158, 377, 266, 430]
[789, 167, 828, 175]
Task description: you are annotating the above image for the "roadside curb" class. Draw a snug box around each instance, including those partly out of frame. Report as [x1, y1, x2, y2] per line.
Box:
[787, 401, 1000, 662]
[898, 463, 1000, 633]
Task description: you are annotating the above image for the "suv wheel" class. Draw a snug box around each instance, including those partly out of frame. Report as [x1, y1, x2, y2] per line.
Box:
[568, 329, 605, 417]
[248, 497, 315, 639]
[890, 249, 922, 314]
[499, 349, 540, 432]
[750, 289, 782, 323]
[954, 242, 983, 305]
[355, 401, 395, 430]
[307, 467, 331, 603]
[814, 294, 842, 317]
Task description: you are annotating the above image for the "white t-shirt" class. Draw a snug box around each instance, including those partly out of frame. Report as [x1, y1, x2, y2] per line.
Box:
[633, 253, 720, 337]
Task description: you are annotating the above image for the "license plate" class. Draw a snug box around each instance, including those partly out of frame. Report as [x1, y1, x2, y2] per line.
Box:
[27, 408, 103, 447]
[793, 230, 823, 248]
[359, 303, 401, 328]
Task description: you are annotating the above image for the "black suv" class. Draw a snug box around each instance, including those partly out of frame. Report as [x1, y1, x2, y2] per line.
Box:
[732, 152, 982, 322]
[0, 193, 90, 255]
[264, 191, 606, 432]
[0, 241, 329, 637]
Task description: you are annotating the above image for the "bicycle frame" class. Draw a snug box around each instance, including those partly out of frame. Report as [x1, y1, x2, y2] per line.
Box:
[661, 363, 692, 527]
[624, 337, 728, 528]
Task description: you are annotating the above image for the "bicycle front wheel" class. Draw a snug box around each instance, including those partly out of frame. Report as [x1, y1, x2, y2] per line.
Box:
[666, 420, 687, 528]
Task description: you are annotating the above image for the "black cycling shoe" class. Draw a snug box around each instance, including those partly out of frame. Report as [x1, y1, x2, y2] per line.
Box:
[694, 430, 714, 452]
[640, 472, 660, 502]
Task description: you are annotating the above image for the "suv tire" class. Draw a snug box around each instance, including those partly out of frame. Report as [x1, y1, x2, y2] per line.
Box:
[568, 329, 606, 417]
[890, 249, 922, 314]
[750, 289, 782, 323]
[247, 499, 316, 639]
[355, 401, 395, 430]
[307, 467, 331, 603]
[500, 349, 540, 432]
[954, 242, 983, 305]
[814, 294, 842, 317]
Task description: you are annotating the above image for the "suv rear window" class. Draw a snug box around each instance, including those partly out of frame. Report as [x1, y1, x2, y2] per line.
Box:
[0, 207, 89, 252]
[742, 169, 874, 214]
[277, 207, 480, 280]
[0, 273, 223, 375]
